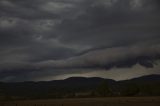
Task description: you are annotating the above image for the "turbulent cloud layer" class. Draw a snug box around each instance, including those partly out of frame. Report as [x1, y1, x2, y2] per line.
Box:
[0, 0, 160, 82]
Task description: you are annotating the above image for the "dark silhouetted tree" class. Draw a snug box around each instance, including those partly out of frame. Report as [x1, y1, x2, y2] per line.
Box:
[97, 81, 112, 97]
[122, 83, 140, 96]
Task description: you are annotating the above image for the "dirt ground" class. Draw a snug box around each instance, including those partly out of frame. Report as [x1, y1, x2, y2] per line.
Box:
[0, 97, 160, 106]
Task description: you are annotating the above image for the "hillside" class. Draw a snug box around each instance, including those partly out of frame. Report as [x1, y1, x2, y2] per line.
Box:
[0, 75, 160, 100]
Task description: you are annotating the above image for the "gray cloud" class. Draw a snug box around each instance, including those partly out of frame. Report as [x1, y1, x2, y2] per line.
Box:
[35, 44, 160, 69]
[56, 0, 160, 48]
[0, 0, 160, 82]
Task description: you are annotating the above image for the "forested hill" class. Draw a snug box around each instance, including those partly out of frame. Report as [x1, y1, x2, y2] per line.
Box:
[0, 75, 160, 100]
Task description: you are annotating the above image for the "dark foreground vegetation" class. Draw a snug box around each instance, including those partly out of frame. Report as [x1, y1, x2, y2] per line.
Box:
[0, 75, 160, 101]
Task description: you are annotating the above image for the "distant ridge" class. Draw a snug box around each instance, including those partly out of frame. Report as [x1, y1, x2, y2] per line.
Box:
[119, 74, 160, 84]
[0, 74, 160, 100]
[59, 74, 160, 83]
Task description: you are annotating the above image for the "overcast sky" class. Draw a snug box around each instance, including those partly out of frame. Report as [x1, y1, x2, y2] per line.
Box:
[0, 0, 160, 82]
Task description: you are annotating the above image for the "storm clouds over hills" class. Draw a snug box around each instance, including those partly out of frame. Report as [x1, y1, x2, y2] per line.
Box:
[0, 0, 160, 82]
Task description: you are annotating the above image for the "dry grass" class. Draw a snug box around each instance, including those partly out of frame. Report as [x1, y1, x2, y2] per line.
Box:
[1, 97, 160, 106]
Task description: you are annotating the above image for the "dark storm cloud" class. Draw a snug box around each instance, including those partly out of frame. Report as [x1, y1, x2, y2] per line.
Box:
[0, 0, 160, 81]
[57, 0, 160, 47]
[0, 0, 60, 20]
[35, 45, 160, 69]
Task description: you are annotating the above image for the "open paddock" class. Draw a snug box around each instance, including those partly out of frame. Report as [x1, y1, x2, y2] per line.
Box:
[0, 97, 160, 106]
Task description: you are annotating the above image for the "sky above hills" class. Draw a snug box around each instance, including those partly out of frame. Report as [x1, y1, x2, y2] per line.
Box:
[0, 0, 160, 82]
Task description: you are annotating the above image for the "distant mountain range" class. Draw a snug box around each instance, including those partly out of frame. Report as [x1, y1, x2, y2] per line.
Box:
[119, 74, 160, 83]
[0, 74, 160, 100]
[62, 74, 160, 83]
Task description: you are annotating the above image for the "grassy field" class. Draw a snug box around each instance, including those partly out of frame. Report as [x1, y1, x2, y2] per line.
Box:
[0, 97, 160, 106]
